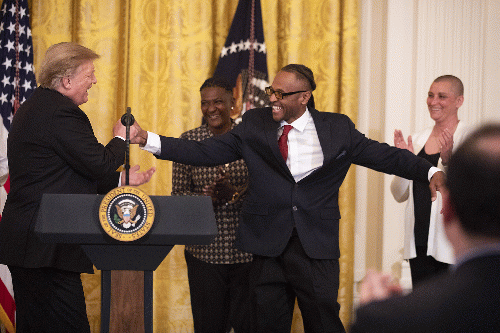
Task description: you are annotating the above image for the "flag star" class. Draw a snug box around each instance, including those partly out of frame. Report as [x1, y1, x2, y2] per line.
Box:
[17, 43, 24, 53]
[20, 7, 26, 19]
[237, 40, 244, 52]
[0, 92, 8, 104]
[25, 45, 31, 56]
[8, 4, 16, 16]
[220, 46, 228, 58]
[18, 24, 25, 36]
[252, 42, 259, 51]
[2, 58, 12, 70]
[1, 75, 11, 87]
[259, 42, 266, 53]
[5, 40, 15, 52]
[12, 79, 18, 89]
[22, 79, 32, 91]
[243, 39, 251, 50]
[0, 22, 3, 34]
[228, 42, 238, 54]
[1, 4, 6, 15]
[10, 95, 16, 104]
[7, 22, 16, 35]
[27, 27, 31, 39]
[23, 62, 33, 74]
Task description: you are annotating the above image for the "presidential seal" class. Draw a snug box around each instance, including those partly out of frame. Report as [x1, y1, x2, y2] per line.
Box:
[99, 186, 155, 242]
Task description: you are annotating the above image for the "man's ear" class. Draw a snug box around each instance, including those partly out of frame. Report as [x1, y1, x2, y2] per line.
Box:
[61, 76, 71, 89]
[300, 91, 312, 106]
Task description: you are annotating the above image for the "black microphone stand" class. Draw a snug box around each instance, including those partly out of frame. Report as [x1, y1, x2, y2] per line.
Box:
[121, 107, 135, 186]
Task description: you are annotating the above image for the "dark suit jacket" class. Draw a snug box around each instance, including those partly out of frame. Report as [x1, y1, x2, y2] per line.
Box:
[0, 87, 125, 273]
[157, 107, 432, 259]
[350, 254, 500, 332]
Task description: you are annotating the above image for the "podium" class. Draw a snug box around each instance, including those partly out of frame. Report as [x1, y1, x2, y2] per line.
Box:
[35, 193, 217, 333]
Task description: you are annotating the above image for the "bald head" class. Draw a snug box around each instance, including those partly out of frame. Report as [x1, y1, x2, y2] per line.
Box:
[433, 75, 464, 97]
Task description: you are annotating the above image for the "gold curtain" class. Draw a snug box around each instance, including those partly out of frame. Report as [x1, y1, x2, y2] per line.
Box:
[28, 0, 358, 331]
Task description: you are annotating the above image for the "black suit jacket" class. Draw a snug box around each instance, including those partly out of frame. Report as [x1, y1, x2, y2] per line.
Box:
[350, 254, 500, 332]
[157, 107, 432, 259]
[0, 87, 125, 273]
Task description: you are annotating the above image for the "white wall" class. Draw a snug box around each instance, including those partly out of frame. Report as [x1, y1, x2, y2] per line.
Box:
[354, 0, 500, 312]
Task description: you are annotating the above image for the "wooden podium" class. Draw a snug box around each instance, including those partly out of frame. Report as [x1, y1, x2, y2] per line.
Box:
[35, 193, 217, 333]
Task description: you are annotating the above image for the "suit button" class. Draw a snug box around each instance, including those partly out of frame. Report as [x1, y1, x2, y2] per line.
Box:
[292, 206, 298, 211]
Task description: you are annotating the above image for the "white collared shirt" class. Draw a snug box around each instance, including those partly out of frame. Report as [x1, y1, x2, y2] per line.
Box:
[279, 108, 324, 182]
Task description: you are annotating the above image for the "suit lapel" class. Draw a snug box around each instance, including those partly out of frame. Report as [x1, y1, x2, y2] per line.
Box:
[310, 108, 334, 164]
[263, 109, 294, 178]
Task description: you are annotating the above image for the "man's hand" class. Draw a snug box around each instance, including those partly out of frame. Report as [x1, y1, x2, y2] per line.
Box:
[394, 129, 414, 154]
[429, 170, 446, 202]
[121, 165, 156, 186]
[359, 269, 403, 306]
[113, 119, 138, 139]
[129, 121, 148, 146]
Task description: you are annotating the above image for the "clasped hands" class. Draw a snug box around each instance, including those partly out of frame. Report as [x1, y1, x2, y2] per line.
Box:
[113, 119, 155, 186]
[202, 166, 237, 205]
[394, 129, 454, 165]
[394, 129, 448, 202]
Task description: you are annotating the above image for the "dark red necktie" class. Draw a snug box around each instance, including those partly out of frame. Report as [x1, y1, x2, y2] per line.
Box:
[278, 125, 293, 161]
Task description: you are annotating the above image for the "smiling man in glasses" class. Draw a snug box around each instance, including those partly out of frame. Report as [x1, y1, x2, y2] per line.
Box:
[132, 64, 445, 333]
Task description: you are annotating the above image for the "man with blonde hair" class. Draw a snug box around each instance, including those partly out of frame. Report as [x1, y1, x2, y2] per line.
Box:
[0, 42, 154, 332]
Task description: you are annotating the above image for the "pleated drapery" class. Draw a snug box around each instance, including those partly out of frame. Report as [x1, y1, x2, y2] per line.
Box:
[28, 0, 358, 331]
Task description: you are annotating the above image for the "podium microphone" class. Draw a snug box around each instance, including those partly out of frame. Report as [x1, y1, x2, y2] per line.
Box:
[121, 108, 135, 126]
[122, 107, 134, 185]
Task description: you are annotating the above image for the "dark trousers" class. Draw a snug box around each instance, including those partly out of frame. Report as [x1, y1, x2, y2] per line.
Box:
[185, 250, 253, 333]
[8, 265, 90, 333]
[409, 246, 450, 288]
[249, 230, 346, 333]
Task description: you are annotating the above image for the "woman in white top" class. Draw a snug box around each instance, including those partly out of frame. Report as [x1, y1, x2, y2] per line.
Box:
[392, 75, 470, 287]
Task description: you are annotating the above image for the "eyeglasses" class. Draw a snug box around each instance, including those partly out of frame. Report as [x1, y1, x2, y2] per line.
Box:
[265, 86, 308, 100]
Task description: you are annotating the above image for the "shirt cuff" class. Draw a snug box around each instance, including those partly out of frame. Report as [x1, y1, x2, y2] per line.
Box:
[140, 131, 161, 155]
[428, 166, 442, 181]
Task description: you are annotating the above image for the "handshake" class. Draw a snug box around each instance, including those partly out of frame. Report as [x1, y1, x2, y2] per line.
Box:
[112, 117, 155, 186]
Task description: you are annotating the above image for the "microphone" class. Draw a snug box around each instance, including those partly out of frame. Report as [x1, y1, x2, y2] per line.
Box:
[121, 107, 135, 126]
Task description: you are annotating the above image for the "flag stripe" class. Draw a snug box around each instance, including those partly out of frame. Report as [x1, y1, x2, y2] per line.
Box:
[0, 0, 37, 331]
[0, 273, 14, 333]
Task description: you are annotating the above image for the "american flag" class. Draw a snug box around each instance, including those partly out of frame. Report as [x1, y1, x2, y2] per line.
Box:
[213, 0, 269, 119]
[0, 0, 36, 332]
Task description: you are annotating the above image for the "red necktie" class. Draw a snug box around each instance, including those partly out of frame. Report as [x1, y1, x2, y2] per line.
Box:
[278, 125, 293, 161]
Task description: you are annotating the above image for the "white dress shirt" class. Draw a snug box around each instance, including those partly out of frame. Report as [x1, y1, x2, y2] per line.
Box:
[279, 108, 323, 182]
